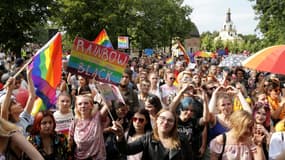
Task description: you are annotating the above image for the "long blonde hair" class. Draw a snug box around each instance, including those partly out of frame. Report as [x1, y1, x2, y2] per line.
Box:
[229, 110, 254, 141]
[74, 94, 97, 119]
[0, 117, 19, 137]
[153, 109, 180, 149]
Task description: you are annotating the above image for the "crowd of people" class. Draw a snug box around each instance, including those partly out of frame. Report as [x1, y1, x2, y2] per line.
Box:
[0, 51, 285, 160]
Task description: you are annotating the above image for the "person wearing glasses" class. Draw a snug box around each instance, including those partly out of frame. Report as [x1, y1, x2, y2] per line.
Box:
[264, 79, 285, 125]
[112, 109, 191, 160]
[159, 71, 178, 107]
[125, 109, 152, 160]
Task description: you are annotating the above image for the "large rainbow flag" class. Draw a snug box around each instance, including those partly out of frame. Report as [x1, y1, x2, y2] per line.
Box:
[93, 29, 113, 49]
[29, 33, 62, 115]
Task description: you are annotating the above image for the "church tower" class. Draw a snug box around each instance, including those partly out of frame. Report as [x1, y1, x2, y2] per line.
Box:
[215, 8, 242, 42]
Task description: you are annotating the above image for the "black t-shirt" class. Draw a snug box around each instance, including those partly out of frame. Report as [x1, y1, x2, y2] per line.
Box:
[177, 117, 204, 157]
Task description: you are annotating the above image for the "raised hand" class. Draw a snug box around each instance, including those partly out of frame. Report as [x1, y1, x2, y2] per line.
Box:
[111, 121, 124, 140]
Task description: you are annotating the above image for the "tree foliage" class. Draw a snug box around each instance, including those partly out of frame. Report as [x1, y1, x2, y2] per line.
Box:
[200, 31, 263, 53]
[249, 0, 285, 45]
[0, 0, 55, 55]
[52, 0, 194, 50]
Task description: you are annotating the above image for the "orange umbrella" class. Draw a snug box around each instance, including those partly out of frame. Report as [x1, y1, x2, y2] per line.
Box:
[242, 45, 285, 75]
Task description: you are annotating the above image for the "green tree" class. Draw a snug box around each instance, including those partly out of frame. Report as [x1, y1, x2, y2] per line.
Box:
[200, 34, 214, 51]
[249, 0, 285, 45]
[52, 0, 194, 51]
[0, 0, 55, 56]
[213, 37, 223, 51]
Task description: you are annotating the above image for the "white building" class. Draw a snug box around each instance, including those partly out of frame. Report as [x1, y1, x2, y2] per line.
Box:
[215, 8, 242, 42]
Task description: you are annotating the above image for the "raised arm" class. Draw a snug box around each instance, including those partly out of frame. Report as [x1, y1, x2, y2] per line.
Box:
[208, 86, 224, 113]
[168, 83, 191, 112]
[227, 85, 252, 114]
[24, 67, 36, 114]
[0, 77, 15, 120]
[237, 91, 252, 114]
[198, 89, 209, 125]
[111, 120, 145, 155]
[11, 132, 44, 160]
[97, 93, 112, 118]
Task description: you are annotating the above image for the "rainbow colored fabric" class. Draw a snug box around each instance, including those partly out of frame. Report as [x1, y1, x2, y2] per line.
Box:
[31, 98, 46, 116]
[166, 57, 174, 65]
[178, 41, 190, 64]
[118, 36, 129, 49]
[29, 33, 62, 113]
[93, 29, 113, 49]
[242, 45, 285, 75]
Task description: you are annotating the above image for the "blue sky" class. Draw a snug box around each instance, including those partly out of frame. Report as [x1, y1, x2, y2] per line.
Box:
[183, 0, 259, 35]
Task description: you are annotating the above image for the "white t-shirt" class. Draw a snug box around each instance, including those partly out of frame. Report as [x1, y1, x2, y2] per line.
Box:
[269, 131, 285, 160]
[159, 84, 177, 106]
[53, 110, 74, 137]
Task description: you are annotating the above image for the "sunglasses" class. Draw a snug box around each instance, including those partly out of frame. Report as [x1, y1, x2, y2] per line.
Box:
[169, 77, 176, 80]
[132, 117, 145, 123]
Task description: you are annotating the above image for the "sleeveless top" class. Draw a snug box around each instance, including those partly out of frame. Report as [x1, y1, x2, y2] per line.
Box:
[70, 112, 106, 160]
[208, 117, 228, 144]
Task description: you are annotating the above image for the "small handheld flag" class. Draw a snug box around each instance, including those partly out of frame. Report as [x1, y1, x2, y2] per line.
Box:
[93, 29, 113, 49]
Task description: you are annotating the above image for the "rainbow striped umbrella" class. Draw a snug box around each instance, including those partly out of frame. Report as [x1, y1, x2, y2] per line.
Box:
[242, 45, 285, 75]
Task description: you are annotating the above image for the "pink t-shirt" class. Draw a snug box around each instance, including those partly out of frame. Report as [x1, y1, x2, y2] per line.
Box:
[70, 112, 106, 160]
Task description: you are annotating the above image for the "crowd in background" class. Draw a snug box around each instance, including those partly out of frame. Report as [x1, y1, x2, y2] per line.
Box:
[1, 49, 285, 160]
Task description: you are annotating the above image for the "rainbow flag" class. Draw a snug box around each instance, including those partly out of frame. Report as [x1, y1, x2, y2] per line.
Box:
[118, 36, 129, 49]
[166, 57, 174, 65]
[29, 33, 62, 112]
[177, 41, 190, 64]
[93, 29, 113, 49]
[31, 98, 46, 116]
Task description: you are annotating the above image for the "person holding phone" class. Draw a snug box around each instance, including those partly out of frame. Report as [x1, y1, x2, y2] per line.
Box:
[112, 109, 191, 160]
[168, 83, 209, 159]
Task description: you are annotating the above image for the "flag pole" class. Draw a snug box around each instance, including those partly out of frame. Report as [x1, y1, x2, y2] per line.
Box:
[3, 56, 34, 88]
[12, 57, 34, 78]
[94, 83, 115, 122]
[4, 32, 61, 88]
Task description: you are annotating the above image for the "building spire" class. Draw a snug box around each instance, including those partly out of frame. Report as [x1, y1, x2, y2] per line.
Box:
[226, 8, 231, 23]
